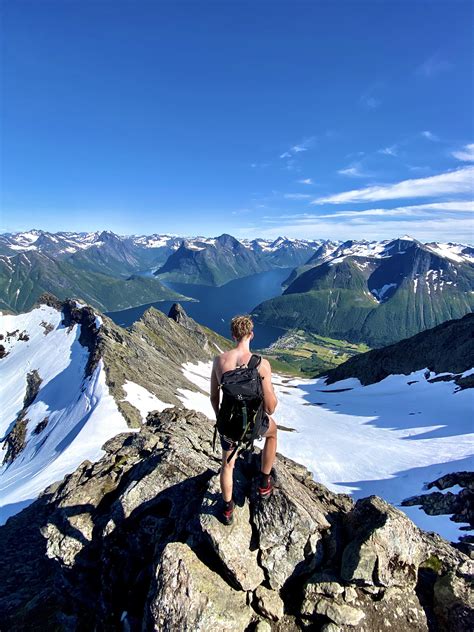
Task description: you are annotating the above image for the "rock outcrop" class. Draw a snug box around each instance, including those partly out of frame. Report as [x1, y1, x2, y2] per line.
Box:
[402, 472, 474, 556]
[0, 407, 472, 631]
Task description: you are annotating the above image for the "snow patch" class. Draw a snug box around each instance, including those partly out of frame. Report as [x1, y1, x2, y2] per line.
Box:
[0, 307, 135, 525]
[122, 380, 172, 421]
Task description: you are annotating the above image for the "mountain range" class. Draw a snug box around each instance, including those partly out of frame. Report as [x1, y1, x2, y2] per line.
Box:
[253, 236, 474, 347]
[2, 230, 473, 349]
[0, 230, 322, 312]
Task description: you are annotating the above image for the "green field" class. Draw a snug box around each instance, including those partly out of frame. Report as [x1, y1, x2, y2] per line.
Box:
[258, 329, 370, 377]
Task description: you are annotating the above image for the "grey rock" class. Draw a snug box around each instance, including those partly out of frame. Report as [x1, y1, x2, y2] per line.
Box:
[252, 457, 331, 589]
[254, 585, 284, 621]
[312, 596, 365, 626]
[341, 496, 426, 587]
[199, 475, 264, 591]
[433, 570, 474, 632]
[146, 541, 252, 631]
[255, 620, 272, 632]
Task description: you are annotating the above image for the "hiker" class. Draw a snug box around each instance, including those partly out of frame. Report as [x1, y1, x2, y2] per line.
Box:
[210, 315, 278, 524]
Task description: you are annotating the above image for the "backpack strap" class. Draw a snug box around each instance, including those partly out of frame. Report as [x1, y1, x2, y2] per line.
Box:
[248, 354, 262, 370]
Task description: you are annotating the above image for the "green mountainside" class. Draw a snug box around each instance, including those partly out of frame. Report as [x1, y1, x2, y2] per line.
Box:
[0, 251, 186, 314]
[253, 240, 474, 347]
[323, 312, 474, 386]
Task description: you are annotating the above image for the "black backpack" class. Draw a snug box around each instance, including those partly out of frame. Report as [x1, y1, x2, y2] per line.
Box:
[213, 354, 265, 462]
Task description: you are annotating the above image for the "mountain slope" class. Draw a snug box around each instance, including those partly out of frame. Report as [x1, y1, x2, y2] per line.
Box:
[0, 294, 231, 522]
[0, 251, 186, 313]
[254, 238, 474, 346]
[323, 312, 474, 386]
[155, 233, 274, 285]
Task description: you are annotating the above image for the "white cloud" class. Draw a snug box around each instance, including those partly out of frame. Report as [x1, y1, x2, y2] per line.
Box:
[379, 145, 398, 156]
[416, 54, 452, 78]
[313, 166, 474, 205]
[266, 201, 473, 223]
[279, 136, 316, 159]
[283, 193, 312, 200]
[298, 178, 314, 185]
[452, 143, 474, 162]
[245, 216, 473, 243]
[421, 130, 439, 142]
[337, 163, 370, 178]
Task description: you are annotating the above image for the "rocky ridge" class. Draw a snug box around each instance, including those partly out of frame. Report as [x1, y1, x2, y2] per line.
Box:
[0, 406, 472, 631]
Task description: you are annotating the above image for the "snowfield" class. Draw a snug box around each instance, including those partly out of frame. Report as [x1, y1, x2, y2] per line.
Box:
[179, 361, 474, 542]
[0, 306, 134, 525]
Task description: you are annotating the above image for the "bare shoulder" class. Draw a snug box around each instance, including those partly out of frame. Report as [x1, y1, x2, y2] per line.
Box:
[258, 357, 272, 376]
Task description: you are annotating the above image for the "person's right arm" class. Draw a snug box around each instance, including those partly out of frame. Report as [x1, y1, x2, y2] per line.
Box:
[259, 358, 278, 415]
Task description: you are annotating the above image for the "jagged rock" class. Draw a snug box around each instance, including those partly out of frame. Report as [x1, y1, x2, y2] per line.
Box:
[341, 496, 426, 587]
[198, 474, 265, 591]
[255, 620, 272, 632]
[433, 570, 474, 632]
[313, 596, 365, 626]
[146, 541, 253, 631]
[402, 471, 474, 550]
[0, 406, 472, 631]
[254, 585, 285, 621]
[252, 458, 331, 589]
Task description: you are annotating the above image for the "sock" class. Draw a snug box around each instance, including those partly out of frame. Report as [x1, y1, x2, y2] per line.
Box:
[224, 499, 234, 510]
[260, 472, 270, 488]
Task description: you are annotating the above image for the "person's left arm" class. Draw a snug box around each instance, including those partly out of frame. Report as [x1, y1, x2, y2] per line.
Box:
[210, 357, 220, 417]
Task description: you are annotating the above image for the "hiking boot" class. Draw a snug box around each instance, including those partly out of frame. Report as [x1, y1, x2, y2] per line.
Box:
[258, 473, 274, 499]
[222, 499, 234, 525]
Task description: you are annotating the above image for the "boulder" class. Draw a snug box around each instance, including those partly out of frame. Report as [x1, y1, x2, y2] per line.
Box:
[254, 585, 285, 621]
[252, 458, 331, 589]
[198, 474, 265, 591]
[146, 541, 253, 631]
[341, 496, 426, 587]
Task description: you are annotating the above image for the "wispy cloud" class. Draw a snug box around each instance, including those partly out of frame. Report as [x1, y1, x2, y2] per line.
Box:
[279, 136, 316, 160]
[231, 208, 252, 216]
[266, 201, 473, 223]
[358, 83, 383, 110]
[337, 163, 371, 178]
[452, 143, 474, 162]
[298, 178, 314, 185]
[421, 130, 439, 142]
[246, 216, 472, 243]
[416, 54, 452, 78]
[312, 166, 474, 205]
[379, 145, 398, 157]
[250, 162, 270, 168]
[283, 193, 312, 200]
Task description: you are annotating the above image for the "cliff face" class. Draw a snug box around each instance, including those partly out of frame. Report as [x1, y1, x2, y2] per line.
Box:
[1, 406, 472, 631]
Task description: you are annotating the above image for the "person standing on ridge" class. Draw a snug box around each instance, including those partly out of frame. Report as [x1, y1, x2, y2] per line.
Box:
[210, 315, 278, 525]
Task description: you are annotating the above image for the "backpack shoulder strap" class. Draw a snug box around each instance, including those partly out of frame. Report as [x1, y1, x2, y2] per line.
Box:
[248, 354, 262, 370]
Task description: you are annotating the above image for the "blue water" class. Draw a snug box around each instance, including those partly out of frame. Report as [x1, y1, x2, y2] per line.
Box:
[105, 268, 290, 348]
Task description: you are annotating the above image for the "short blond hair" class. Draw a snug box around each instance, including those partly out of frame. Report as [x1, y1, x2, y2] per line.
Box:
[231, 315, 254, 341]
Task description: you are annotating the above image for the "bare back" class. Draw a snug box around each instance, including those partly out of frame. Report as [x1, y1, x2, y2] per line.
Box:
[210, 348, 278, 416]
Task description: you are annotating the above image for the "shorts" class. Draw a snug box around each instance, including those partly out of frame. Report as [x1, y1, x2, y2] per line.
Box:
[220, 414, 270, 452]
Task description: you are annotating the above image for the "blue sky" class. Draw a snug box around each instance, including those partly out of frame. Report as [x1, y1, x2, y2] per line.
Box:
[1, 0, 473, 242]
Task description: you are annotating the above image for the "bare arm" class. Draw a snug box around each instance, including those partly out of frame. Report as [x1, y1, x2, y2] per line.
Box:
[210, 357, 220, 417]
[259, 358, 278, 415]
